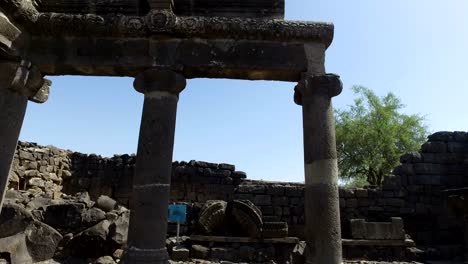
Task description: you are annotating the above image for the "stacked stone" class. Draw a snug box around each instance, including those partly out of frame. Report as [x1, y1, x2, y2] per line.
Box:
[9, 141, 71, 199]
[235, 181, 304, 236]
[391, 131, 468, 256]
[66, 153, 134, 205]
[170, 160, 246, 203]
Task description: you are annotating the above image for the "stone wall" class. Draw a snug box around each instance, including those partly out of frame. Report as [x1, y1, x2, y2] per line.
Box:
[9, 131, 468, 257]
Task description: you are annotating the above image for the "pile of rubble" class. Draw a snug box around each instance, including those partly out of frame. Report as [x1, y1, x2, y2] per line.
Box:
[0, 190, 128, 264]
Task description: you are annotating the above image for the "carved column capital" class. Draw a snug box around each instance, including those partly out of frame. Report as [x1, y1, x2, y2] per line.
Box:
[133, 69, 186, 96]
[0, 60, 51, 103]
[294, 73, 342, 105]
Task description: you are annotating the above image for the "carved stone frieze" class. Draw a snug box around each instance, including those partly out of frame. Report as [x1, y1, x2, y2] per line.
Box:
[145, 9, 176, 33]
[1, 0, 333, 44]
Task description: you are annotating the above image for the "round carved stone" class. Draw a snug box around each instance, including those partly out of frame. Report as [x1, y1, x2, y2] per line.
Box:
[198, 200, 227, 235]
[145, 9, 176, 33]
[228, 200, 263, 238]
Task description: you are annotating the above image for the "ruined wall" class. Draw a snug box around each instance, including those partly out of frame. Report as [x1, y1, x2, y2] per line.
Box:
[9, 131, 468, 257]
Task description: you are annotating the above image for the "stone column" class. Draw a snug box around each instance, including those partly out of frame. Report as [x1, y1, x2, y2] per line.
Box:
[124, 69, 186, 264]
[0, 61, 50, 212]
[294, 73, 343, 264]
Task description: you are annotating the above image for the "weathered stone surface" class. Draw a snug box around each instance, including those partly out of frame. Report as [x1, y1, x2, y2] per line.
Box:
[191, 244, 209, 259]
[93, 256, 116, 264]
[198, 200, 227, 235]
[109, 210, 129, 245]
[171, 245, 190, 261]
[82, 207, 106, 227]
[229, 200, 263, 238]
[67, 220, 117, 257]
[350, 218, 406, 240]
[44, 203, 84, 229]
[211, 247, 237, 262]
[25, 221, 62, 261]
[0, 203, 33, 238]
[96, 195, 117, 212]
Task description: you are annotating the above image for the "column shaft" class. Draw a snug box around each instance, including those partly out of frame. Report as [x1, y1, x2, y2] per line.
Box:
[0, 88, 28, 211]
[125, 70, 185, 264]
[296, 74, 343, 264]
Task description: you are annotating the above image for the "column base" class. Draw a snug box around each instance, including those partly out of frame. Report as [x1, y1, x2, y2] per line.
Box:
[122, 247, 169, 264]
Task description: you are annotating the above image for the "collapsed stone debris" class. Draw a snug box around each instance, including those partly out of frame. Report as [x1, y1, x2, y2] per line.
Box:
[0, 131, 465, 263]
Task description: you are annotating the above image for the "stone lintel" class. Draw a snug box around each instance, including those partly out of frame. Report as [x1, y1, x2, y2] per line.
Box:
[28, 37, 325, 81]
[1, 0, 333, 44]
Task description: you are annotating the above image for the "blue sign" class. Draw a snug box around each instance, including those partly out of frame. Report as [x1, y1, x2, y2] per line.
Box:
[168, 204, 187, 223]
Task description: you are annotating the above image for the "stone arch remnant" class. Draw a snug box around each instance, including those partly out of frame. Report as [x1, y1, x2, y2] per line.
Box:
[0, 0, 343, 263]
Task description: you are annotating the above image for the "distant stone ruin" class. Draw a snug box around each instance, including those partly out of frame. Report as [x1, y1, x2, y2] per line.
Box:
[1, 130, 467, 262]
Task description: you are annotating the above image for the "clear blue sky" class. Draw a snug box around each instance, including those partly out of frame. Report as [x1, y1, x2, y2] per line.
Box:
[20, 0, 468, 182]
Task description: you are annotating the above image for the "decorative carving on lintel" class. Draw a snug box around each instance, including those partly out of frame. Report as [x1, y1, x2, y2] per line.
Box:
[0, 60, 51, 103]
[32, 13, 333, 45]
[1, 0, 333, 45]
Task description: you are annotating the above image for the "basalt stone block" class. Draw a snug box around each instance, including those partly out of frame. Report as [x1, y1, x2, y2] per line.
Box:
[272, 196, 288, 206]
[171, 245, 190, 261]
[0, 203, 34, 238]
[266, 185, 285, 196]
[346, 198, 358, 208]
[237, 185, 265, 194]
[25, 221, 63, 262]
[254, 195, 271, 206]
[284, 186, 303, 197]
[355, 189, 368, 198]
[82, 207, 106, 227]
[96, 195, 117, 212]
[447, 142, 466, 153]
[413, 163, 444, 175]
[232, 171, 247, 179]
[67, 220, 117, 257]
[400, 152, 422, 163]
[45, 203, 85, 229]
[191, 244, 209, 259]
[428, 131, 454, 142]
[339, 188, 355, 198]
[211, 247, 237, 262]
[218, 163, 235, 171]
[350, 217, 405, 240]
[421, 142, 447, 153]
[422, 153, 465, 164]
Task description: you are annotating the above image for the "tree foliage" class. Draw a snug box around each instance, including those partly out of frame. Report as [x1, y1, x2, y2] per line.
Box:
[335, 86, 429, 186]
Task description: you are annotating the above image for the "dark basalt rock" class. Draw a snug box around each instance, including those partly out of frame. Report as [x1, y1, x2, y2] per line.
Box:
[0, 203, 33, 238]
[198, 200, 227, 235]
[44, 202, 85, 229]
[228, 199, 263, 238]
[262, 221, 288, 238]
[25, 220, 63, 262]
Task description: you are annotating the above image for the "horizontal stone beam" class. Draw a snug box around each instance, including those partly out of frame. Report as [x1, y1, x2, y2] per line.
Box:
[28, 37, 326, 81]
[1, 0, 333, 44]
[35, 0, 285, 19]
[173, 0, 284, 19]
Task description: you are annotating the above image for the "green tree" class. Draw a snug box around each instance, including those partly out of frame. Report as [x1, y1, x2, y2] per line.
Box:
[335, 86, 429, 187]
